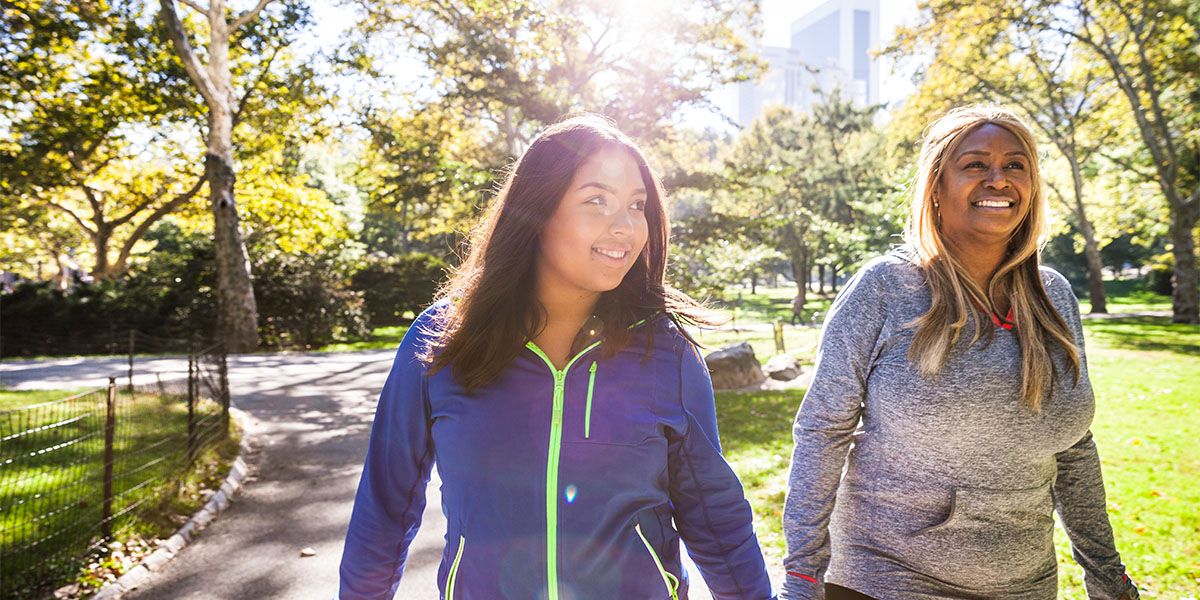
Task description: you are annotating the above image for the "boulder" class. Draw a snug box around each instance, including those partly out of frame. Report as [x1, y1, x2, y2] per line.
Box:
[704, 342, 765, 390]
[764, 354, 803, 381]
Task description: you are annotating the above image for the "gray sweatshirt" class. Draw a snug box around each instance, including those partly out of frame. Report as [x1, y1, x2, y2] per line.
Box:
[781, 250, 1133, 600]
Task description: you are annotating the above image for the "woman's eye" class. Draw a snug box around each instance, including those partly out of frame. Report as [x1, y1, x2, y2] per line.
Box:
[585, 196, 606, 206]
[1006, 161, 1026, 170]
[965, 161, 985, 169]
[632, 199, 646, 211]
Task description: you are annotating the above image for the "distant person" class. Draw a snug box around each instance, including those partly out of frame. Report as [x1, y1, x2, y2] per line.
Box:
[781, 106, 1139, 600]
[339, 115, 775, 599]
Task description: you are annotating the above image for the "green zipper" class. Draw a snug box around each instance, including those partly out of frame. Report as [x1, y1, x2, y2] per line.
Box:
[634, 523, 680, 600]
[584, 362, 597, 438]
[525, 340, 602, 600]
[447, 535, 465, 600]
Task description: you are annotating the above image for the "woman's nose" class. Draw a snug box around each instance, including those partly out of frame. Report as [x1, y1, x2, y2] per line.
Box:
[610, 207, 634, 234]
[984, 165, 1010, 188]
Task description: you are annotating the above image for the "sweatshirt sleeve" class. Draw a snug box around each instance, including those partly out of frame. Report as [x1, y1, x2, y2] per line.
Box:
[668, 342, 776, 600]
[1046, 273, 1135, 600]
[781, 260, 889, 600]
[338, 311, 439, 600]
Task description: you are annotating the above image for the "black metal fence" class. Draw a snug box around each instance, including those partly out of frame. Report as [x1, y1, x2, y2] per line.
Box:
[0, 342, 229, 600]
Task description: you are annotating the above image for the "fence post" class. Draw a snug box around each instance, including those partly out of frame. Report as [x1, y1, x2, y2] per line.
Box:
[187, 354, 197, 465]
[102, 377, 117, 540]
[127, 330, 136, 396]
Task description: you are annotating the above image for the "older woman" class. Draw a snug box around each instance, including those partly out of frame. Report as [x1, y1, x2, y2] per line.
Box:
[780, 106, 1139, 600]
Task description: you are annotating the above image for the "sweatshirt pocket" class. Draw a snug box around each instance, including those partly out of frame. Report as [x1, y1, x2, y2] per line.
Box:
[905, 482, 1056, 590]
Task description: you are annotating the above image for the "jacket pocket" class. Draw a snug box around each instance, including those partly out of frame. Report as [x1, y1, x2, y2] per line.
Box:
[567, 362, 657, 447]
[445, 535, 466, 600]
[634, 523, 679, 600]
[905, 482, 1056, 590]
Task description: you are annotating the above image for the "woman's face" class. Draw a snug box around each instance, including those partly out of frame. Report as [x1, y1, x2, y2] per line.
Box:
[935, 123, 1034, 252]
[535, 146, 650, 307]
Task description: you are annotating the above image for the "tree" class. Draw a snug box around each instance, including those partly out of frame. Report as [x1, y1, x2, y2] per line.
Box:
[0, 1, 204, 280]
[886, 0, 1134, 313]
[719, 97, 896, 316]
[157, 0, 314, 350]
[355, 101, 498, 257]
[1013, 0, 1199, 322]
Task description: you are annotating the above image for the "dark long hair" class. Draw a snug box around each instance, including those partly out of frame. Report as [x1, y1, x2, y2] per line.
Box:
[426, 114, 717, 390]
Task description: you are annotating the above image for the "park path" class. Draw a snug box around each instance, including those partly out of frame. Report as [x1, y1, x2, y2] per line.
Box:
[1, 352, 769, 599]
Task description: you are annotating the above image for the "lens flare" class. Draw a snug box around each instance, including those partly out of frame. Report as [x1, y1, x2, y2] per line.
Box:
[564, 484, 578, 504]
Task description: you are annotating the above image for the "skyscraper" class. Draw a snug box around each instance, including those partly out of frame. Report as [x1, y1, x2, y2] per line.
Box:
[737, 0, 881, 127]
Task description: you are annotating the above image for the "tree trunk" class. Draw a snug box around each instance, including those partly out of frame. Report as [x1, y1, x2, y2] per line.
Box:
[817, 264, 826, 294]
[831, 263, 839, 293]
[208, 149, 258, 351]
[1068, 161, 1107, 314]
[91, 225, 114, 281]
[791, 245, 808, 316]
[750, 271, 757, 295]
[1170, 196, 1199, 323]
[159, 0, 263, 351]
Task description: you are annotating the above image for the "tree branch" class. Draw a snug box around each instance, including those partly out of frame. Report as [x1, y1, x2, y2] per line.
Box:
[159, 0, 220, 107]
[233, 44, 282, 125]
[113, 176, 206, 272]
[1096, 149, 1155, 181]
[231, 0, 274, 33]
[178, 0, 208, 13]
[45, 198, 96, 236]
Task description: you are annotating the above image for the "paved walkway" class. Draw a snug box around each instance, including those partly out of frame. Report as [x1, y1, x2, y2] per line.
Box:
[2, 352, 776, 599]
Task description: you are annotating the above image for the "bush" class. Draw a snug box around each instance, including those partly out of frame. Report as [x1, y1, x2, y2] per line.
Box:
[0, 223, 372, 356]
[1148, 265, 1173, 296]
[0, 226, 217, 357]
[253, 249, 369, 349]
[351, 252, 447, 327]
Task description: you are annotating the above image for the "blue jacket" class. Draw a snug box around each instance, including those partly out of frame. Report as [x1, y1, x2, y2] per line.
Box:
[339, 302, 774, 599]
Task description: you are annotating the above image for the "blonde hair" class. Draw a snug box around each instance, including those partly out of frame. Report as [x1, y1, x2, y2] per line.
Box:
[904, 105, 1080, 413]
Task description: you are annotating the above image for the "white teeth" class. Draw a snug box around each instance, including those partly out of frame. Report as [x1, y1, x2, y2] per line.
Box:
[975, 199, 1013, 208]
[594, 248, 625, 259]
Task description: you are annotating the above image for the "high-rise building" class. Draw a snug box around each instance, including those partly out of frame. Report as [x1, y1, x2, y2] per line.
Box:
[737, 0, 881, 127]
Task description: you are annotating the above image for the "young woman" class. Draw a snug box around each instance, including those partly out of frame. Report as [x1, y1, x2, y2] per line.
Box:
[780, 106, 1139, 600]
[338, 115, 775, 600]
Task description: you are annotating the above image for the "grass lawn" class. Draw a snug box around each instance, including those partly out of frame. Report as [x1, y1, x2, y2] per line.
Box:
[0, 388, 96, 411]
[713, 284, 836, 325]
[715, 316, 1200, 598]
[1080, 278, 1173, 314]
[312, 324, 411, 353]
[0, 387, 240, 599]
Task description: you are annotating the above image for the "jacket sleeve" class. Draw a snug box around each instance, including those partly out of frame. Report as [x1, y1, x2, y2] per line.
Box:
[668, 342, 776, 600]
[1048, 275, 1134, 600]
[338, 315, 438, 600]
[781, 261, 888, 600]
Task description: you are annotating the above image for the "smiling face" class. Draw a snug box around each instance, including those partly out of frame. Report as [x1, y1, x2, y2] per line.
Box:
[534, 146, 650, 309]
[935, 123, 1034, 253]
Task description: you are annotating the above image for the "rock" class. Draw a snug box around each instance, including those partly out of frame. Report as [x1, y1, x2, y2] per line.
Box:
[704, 342, 765, 390]
[300, 547, 316, 557]
[764, 354, 803, 381]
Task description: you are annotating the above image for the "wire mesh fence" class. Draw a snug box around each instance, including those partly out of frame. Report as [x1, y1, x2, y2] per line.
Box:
[0, 341, 229, 600]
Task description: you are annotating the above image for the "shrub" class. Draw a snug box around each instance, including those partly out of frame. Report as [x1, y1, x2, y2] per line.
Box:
[351, 252, 447, 327]
[253, 249, 369, 349]
[1148, 265, 1173, 296]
